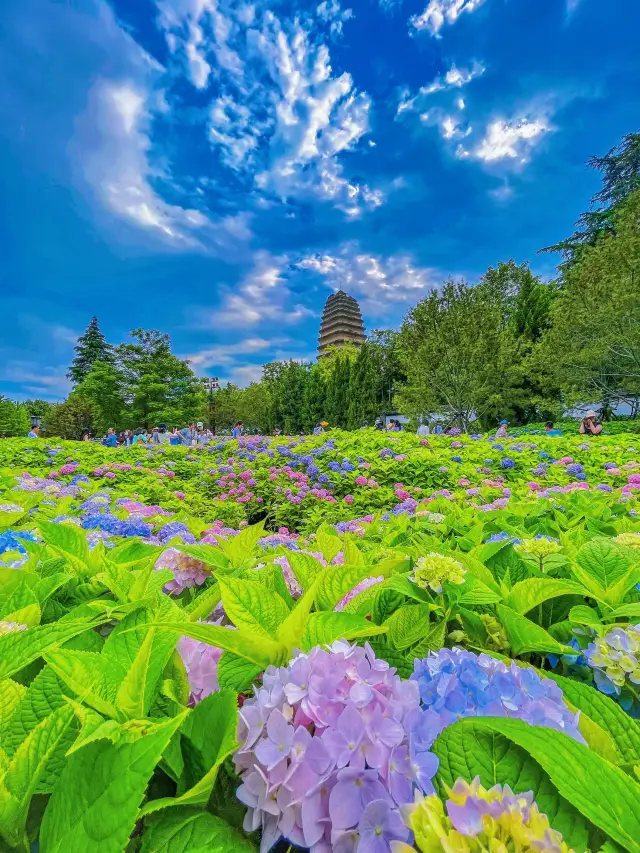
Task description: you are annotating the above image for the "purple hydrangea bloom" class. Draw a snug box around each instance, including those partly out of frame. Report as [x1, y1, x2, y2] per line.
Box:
[234, 642, 435, 853]
[157, 521, 197, 544]
[411, 648, 583, 744]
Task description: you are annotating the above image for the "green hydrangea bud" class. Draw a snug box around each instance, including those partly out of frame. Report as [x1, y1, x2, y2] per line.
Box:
[411, 553, 466, 593]
[515, 537, 563, 558]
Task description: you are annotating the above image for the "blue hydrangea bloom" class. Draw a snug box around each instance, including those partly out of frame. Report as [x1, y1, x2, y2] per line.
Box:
[157, 521, 196, 544]
[328, 462, 341, 472]
[411, 648, 583, 745]
[451, 456, 463, 463]
[501, 458, 515, 469]
[539, 451, 550, 459]
[318, 474, 329, 484]
[0, 529, 38, 567]
[566, 463, 584, 476]
[485, 532, 521, 545]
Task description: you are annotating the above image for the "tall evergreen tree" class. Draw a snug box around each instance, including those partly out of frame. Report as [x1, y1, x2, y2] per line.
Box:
[67, 317, 114, 385]
[76, 360, 126, 435]
[301, 367, 326, 432]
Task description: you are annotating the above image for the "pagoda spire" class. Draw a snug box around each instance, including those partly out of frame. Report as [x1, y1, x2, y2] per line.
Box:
[317, 291, 366, 356]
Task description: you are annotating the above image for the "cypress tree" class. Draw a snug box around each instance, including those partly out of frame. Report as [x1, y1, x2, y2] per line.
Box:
[67, 317, 114, 385]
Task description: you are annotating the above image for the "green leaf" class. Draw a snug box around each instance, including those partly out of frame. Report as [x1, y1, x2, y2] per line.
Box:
[286, 552, 324, 591]
[300, 612, 387, 651]
[38, 521, 91, 573]
[0, 680, 26, 734]
[0, 705, 76, 848]
[44, 650, 120, 719]
[603, 603, 640, 621]
[4, 666, 69, 756]
[456, 574, 502, 606]
[0, 619, 100, 679]
[315, 564, 373, 611]
[495, 604, 575, 656]
[217, 653, 262, 693]
[439, 717, 640, 853]
[569, 605, 603, 627]
[314, 525, 343, 563]
[40, 713, 185, 853]
[504, 578, 586, 615]
[185, 582, 221, 622]
[173, 544, 229, 572]
[433, 717, 591, 852]
[276, 571, 326, 652]
[411, 619, 447, 658]
[342, 538, 365, 566]
[542, 672, 640, 765]
[216, 521, 265, 566]
[218, 577, 289, 639]
[572, 538, 630, 599]
[116, 625, 178, 720]
[384, 604, 432, 651]
[140, 691, 238, 816]
[165, 621, 284, 669]
[140, 808, 256, 853]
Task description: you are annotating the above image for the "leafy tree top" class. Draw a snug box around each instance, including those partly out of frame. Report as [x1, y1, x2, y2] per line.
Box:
[67, 317, 114, 385]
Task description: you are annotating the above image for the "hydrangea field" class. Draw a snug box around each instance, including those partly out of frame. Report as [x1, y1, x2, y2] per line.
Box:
[1, 430, 640, 853]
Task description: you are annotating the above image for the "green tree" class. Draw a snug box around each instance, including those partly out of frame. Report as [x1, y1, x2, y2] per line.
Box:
[22, 399, 52, 421]
[76, 360, 127, 435]
[540, 189, 640, 414]
[0, 397, 31, 436]
[543, 132, 640, 264]
[262, 361, 310, 433]
[395, 279, 518, 431]
[301, 367, 326, 432]
[43, 393, 96, 439]
[238, 382, 271, 433]
[116, 329, 206, 428]
[67, 317, 114, 385]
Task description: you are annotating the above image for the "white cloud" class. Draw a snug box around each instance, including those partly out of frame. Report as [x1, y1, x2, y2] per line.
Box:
[410, 0, 488, 36]
[296, 243, 440, 313]
[317, 0, 354, 36]
[471, 115, 551, 163]
[183, 336, 291, 368]
[199, 252, 314, 327]
[77, 79, 253, 250]
[0, 361, 71, 399]
[397, 62, 484, 115]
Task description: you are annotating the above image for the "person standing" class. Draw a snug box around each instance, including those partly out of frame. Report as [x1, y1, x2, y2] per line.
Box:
[169, 427, 182, 446]
[103, 428, 118, 447]
[544, 421, 563, 436]
[232, 422, 243, 439]
[27, 425, 40, 438]
[495, 419, 509, 439]
[579, 410, 603, 436]
[417, 420, 430, 437]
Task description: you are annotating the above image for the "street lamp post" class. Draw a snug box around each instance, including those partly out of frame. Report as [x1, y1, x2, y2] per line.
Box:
[202, 378, 219, 434]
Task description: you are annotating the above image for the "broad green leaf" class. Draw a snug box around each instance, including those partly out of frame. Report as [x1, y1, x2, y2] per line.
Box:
[342, 538, 365, 566]
[287, 552, 324, 591]
[504, 578, 586, 615]
[0, 620, 100, 679]
[572, 538, 630, 598]
[217, 653, 263, 693]
[433, 717, 591, 852]
[496, 604, 575, 656]
[381, 573, 432, 603]
[542, 672, 640, 765]
[116, 625, 178, 720]
[0, 680, 26, 733]
[384, 604, 432, 651]
[173, 544, 229, 572]
[411, 619, 447, 658]
[4, 666, 69, 759]
[603, 603, 640, 621]
[456, 574, 502, 606]
[40, 713, 185, 853]
[140, 690, 238, 816]
[38, 521, 91, 573]
[216, 521, 265, 566]
[108, 540, 161, 567]
[164, 621, 284, 668]
[140, 808, 256, 853]
[277, 571, 326, 651]
[300, 612, 387, 651]
[315, 564, 373, 611]
[218, 577, 289, 639]
[439, 717, 640, 853]
[65, 701, 121, 754]
[314, 525, 343, 563]
[185, 582, 221, 622]
[44, 650, 120, 719]
[569, 605, 603, 627]
[0, 705, 75, 848]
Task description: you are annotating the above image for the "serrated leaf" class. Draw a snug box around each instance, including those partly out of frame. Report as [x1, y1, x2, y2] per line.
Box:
[385, 604, 432, 651]
[286, 552, 324, 591]
[218, 577, 289, 639]
[40, 714, 185, 853]
[300, 611, 387, 651]
[215, 521, 265, 567]
[217, 653, 262, 693]
[0, 619, 100, 679]
[140, 808, 256, 853]
[438, 717, 640, 853]
[276, 570, 325, 652]
[38, 521, 91, 574]
[173, 544, 229, 572]
[411, 619, 447, 658]
[139, 691, 238, 816]
[569, 605, 603, 627]
[433, 717, 591, 852]
[504, 578, 586, 615]
[543, 671, 640, 765]
[4, 666, 69, 756]
[314, 564, 373, 612]
[456, 574, 503, 605]
[314, 526, 342, 563]
[496, 604, 575, 656]
[44, 650, 120, 719]
[0, 680, 26, 734]
[0, 705, 75, 847]
[116, 625, 178, 720]
[572, 538, 630, 599]
[163, 621, 284, 668]
[185, 581, 221, 622]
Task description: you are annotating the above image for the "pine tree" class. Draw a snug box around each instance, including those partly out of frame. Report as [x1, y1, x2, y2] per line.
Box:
[67, 317, 114, 385]
[301, 367, 326, 432]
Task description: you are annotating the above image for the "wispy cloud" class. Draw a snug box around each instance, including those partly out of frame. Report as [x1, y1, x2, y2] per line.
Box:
[296, 243, 441, 313]
[462, 114, 552, 163]
[194, 252, 314, 328]
[182, 337, 291, 369]
[397, 62, 482, 140]
[410, 0, 488, 36]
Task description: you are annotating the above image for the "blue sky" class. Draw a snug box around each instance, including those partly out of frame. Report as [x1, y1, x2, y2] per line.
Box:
[1, 0, 639, 400]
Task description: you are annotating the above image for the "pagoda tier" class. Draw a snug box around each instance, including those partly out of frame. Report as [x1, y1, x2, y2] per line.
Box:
[317, 290, 366, 356]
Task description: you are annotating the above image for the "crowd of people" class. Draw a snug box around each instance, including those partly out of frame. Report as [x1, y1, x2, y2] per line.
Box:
[22, 411, 605, 443]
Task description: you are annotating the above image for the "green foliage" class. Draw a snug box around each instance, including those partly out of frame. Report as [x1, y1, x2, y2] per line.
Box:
[67, 316, 114, 385]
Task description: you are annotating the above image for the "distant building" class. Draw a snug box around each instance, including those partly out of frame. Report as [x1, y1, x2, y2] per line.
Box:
[317, 291, 366, 357]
